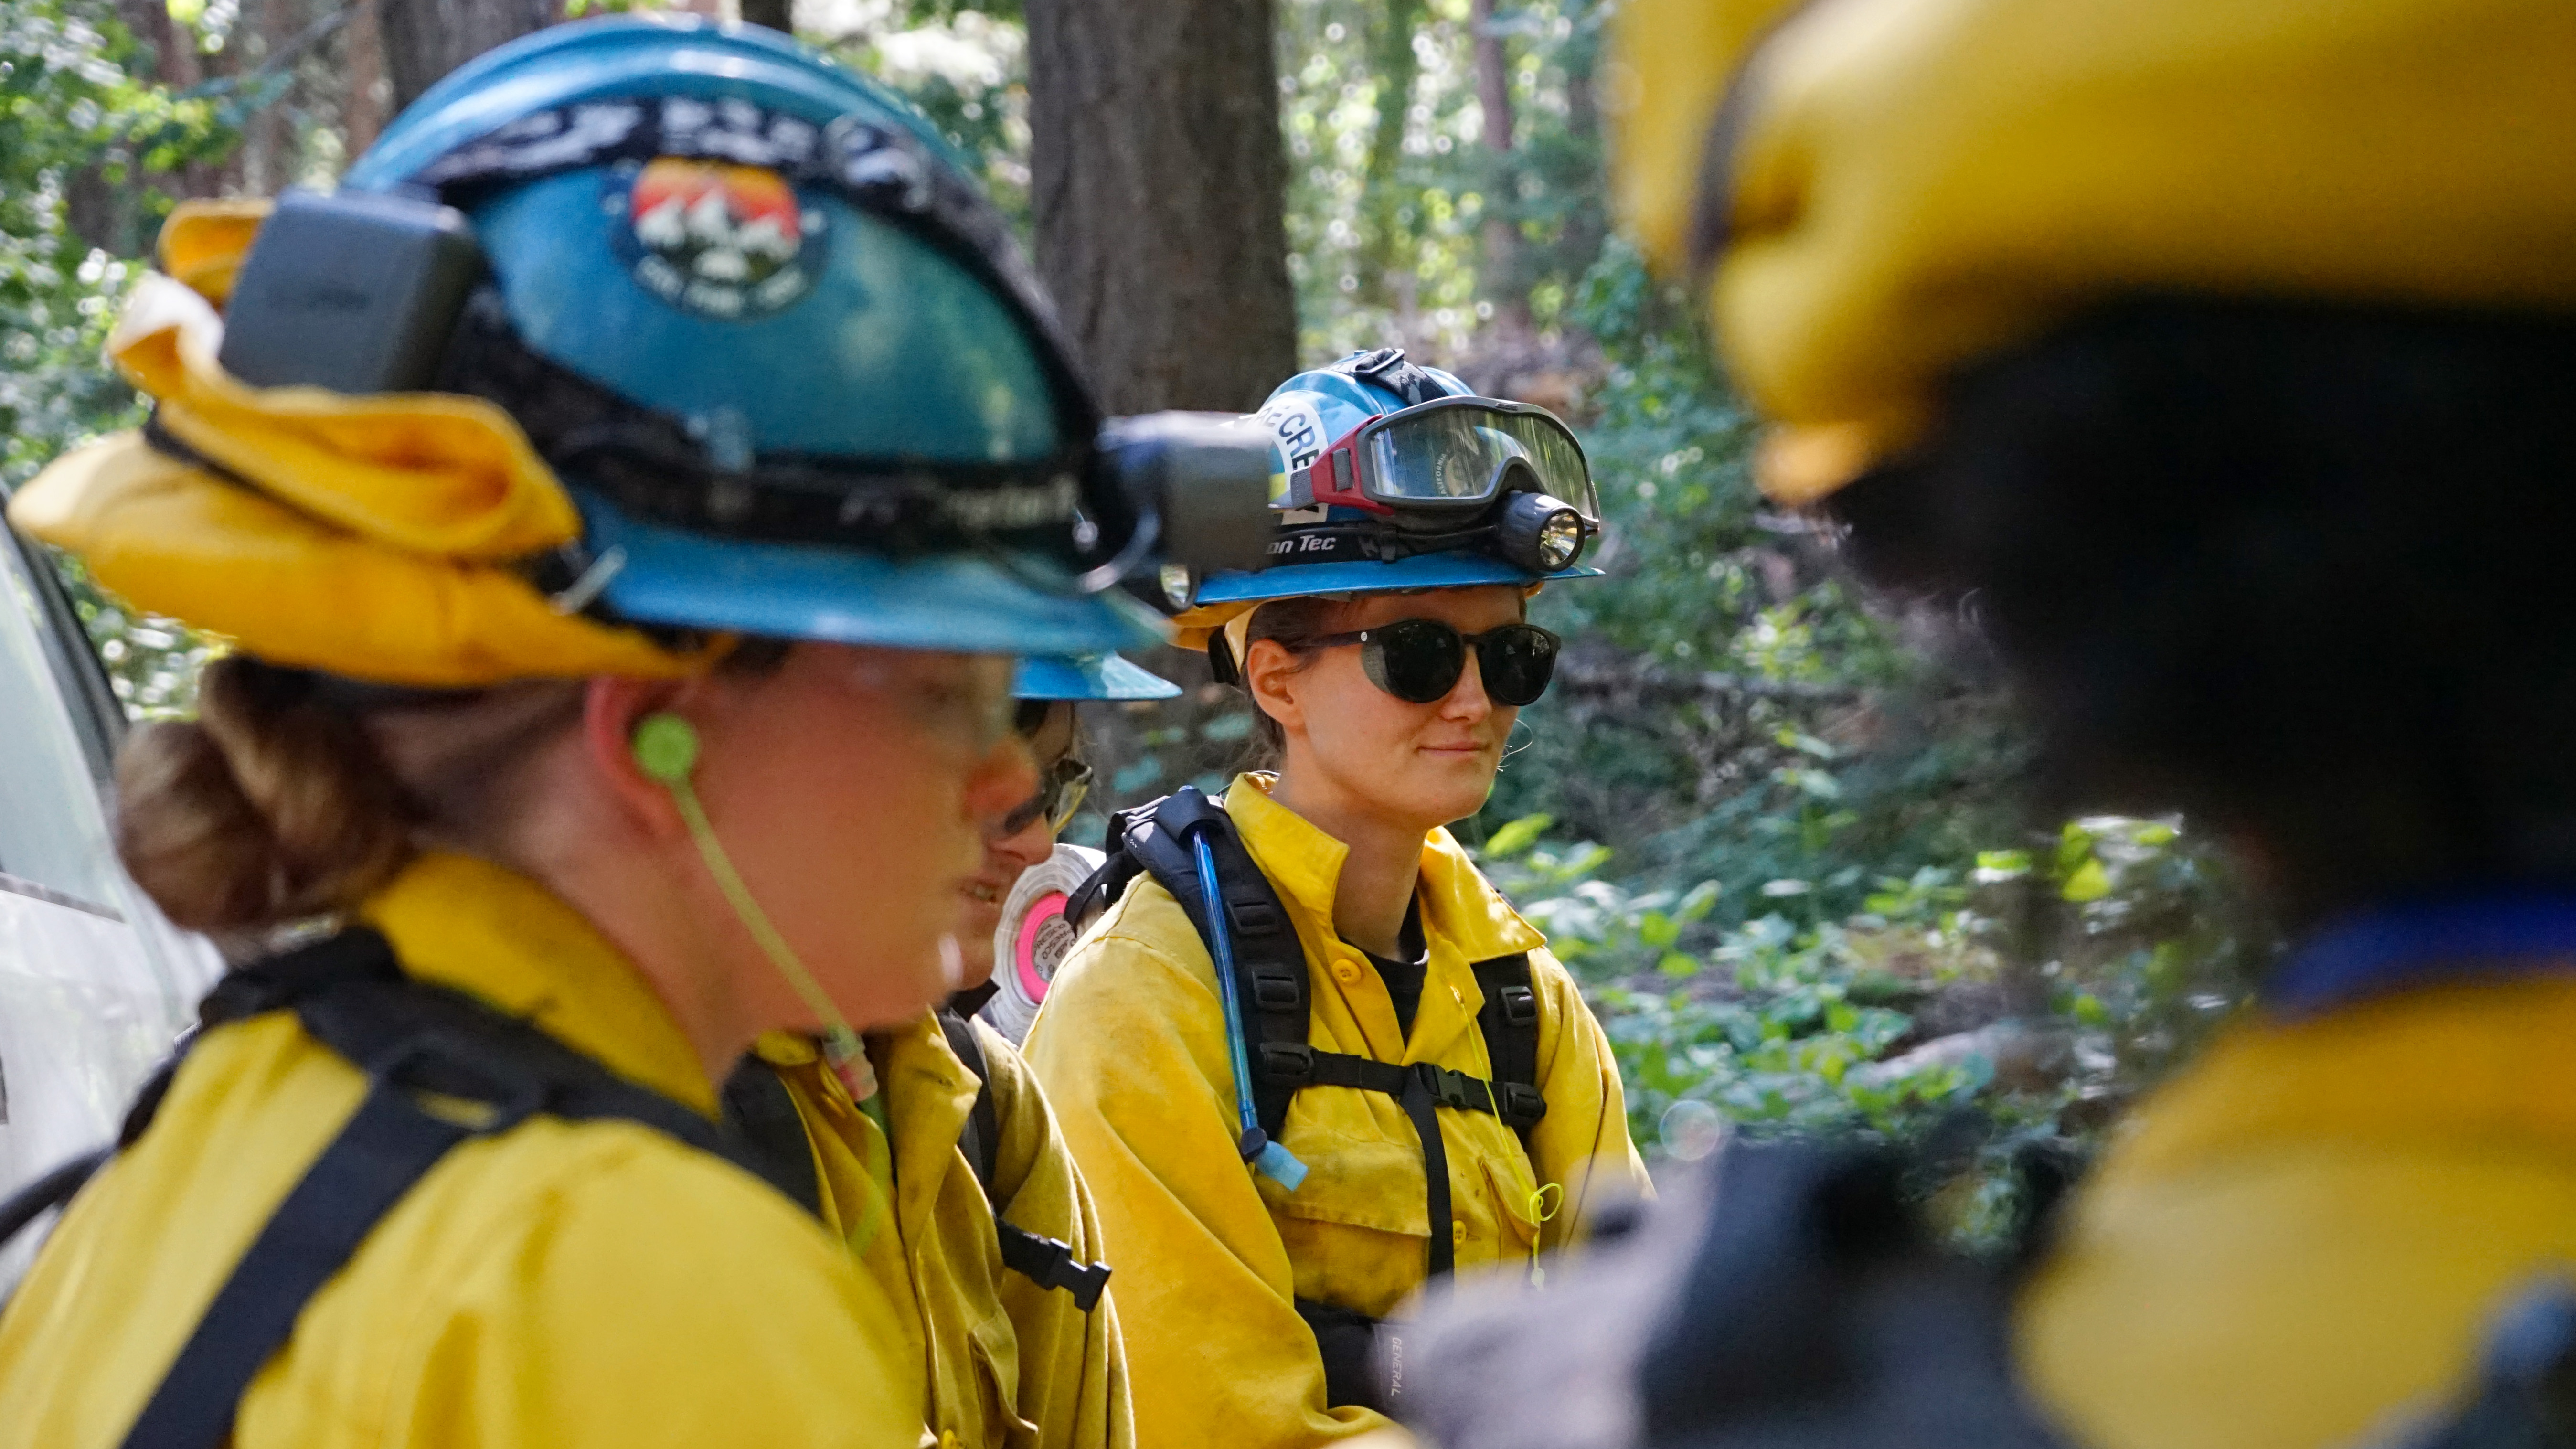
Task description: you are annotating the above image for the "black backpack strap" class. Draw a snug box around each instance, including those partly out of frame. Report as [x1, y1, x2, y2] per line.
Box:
[0, 930, 391, 1268]
[718, 1058, 824, 1215]
[1469, 954, 1547, 1150]
[938, 1009, 1110, 1312]
[112, 928, 745, 1449]
[937, 1009, 1002, 1195]
[1065, 801, 1155, 930]
[1122, 788, 1310, 1149]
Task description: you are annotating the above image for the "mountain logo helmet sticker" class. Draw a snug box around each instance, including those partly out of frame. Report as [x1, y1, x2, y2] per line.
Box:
[611, 157, 823, 320]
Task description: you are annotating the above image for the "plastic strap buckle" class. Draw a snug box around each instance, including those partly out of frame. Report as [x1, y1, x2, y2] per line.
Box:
[1259, 1042, 1315, 1084]
[1498, 984, 1539, 1028]
[1250, 966, 1303, 1011]
[1497, 1081, 1548, 1128]
[1415, 1063, 1487, 1113]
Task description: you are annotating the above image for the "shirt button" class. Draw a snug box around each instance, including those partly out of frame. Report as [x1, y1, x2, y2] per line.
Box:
[1452, 1220, 1469, 1246]
[1332, 959, 1364, 986]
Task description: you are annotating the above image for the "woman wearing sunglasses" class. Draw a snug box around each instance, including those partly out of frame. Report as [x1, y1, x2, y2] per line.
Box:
[721, 652, 1173, 1449]
[1023, 353, 1653, 1449]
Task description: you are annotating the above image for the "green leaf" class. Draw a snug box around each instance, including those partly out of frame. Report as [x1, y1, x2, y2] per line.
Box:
[2060, 857, 2112, 903]
[1482, 812, 1555, 860]
[1657, 951, 1700, 978]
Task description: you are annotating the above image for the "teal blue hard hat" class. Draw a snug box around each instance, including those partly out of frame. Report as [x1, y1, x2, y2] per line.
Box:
[1190, 348, 1605, 608]
[336, 15, 1160, 655]
[1012, 653, 1182, 701]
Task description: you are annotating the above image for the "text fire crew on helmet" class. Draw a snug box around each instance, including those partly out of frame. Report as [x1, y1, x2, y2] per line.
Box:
[1587, 1, 2576, 1448]
[1022, 350, 1654, 1449]
[721, 650, 1182, 1449]
[0, 16, 1244, 1448]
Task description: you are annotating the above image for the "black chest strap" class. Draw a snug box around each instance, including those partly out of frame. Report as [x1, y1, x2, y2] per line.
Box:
[83, 928, 743, 1449]
[1074, 788, 1549, 1280]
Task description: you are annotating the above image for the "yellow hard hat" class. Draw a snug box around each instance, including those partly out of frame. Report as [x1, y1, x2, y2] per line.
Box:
[1609, 0, 2576, 503]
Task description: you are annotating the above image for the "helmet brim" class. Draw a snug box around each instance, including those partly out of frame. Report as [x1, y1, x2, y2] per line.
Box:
[577, 491, 1168, 655]
[1012, 652, 1182, 701]
[1188, 550, 1602, 607]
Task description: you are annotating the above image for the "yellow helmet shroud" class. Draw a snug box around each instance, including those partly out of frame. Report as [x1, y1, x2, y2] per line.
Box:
[6, 202, 715, 687]
[1609, 0, 2576, 503]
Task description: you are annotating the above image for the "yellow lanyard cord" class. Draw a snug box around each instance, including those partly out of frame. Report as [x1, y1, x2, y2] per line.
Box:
[662, 768, 870, 1084]
[1524, 1181, 1564, 1286]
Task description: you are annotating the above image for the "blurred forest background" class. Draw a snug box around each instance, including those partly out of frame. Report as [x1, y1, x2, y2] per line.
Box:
[0, 0, 2271, 1231]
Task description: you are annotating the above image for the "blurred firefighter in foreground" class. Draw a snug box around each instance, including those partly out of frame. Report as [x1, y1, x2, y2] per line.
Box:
[1386, 1, 2576, 1448]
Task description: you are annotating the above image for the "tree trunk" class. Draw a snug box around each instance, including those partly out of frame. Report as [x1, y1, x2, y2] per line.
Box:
[1025, 0, 1298, 414]
[379, 0, 559, 115]
[342, 0, 389, 157]
[738, 0, 792, 34]
[1469, 0, 1528, 337]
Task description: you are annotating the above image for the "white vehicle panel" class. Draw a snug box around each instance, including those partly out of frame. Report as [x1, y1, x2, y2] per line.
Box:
[0, 521, 220, 1284]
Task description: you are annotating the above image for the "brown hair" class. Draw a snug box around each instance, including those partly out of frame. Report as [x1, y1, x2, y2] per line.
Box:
[116, 656, 585, 933]
[1236, 596, 1352, 769]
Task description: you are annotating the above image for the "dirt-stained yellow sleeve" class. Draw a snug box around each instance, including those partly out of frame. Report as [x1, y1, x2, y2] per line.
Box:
[1523, 945, 1655, 1243]
[976, 1019, 1137, 1449]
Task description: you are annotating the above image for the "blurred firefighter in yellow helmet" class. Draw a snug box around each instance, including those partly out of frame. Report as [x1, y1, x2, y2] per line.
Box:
[1566, 3, 2576, 1449]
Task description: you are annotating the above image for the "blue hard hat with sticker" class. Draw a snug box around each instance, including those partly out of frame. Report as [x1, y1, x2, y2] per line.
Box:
[1193, 348, 1604, 607]
[1012, 653, 1182, 701]
[339, 15, 1163, 654]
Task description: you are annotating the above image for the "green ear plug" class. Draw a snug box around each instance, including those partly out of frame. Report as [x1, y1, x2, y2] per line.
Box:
[632, 713, 700, 784]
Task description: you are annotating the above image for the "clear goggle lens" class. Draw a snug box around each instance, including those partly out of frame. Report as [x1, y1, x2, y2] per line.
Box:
[1362, 402, 1595, 514]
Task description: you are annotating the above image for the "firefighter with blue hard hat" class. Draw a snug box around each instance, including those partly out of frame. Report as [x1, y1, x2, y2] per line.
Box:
[0, 16, 1274, 1449]
[1022, 350, 1651, 1449]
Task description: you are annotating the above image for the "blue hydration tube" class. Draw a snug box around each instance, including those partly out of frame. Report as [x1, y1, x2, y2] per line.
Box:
[1192, 830, 1309, 1191]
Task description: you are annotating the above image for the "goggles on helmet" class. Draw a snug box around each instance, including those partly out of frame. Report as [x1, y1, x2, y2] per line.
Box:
[1267, 396, 1601, 575]
[1282, 396, 1597, 518]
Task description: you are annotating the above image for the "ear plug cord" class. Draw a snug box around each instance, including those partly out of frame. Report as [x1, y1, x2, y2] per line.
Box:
[632, 714, 874, 1097]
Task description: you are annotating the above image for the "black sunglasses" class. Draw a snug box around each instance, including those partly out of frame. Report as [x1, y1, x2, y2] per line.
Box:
[1000, 756, 1093, 837]
[1306, 619, 1561, 707]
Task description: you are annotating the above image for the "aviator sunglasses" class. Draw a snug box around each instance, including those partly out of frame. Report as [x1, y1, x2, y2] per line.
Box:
[1000, 755, 1093, 837]
[1306, 618, 1562, 707]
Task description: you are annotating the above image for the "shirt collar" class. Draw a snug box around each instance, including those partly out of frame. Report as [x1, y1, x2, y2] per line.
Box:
[360, 850, 719, 1116]
[1222, 772, 1545, 963]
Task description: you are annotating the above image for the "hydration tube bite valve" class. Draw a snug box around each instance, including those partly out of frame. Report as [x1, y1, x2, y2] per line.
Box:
[1191, 828, 1309, 1191]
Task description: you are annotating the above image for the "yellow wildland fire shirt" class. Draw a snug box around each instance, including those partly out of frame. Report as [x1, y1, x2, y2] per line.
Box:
[753, 1015, 1132, 1449]
[1023, 774, 1650, 1449]
[0, 851, 926, 1449]
[2022, 974, 2576, 1449]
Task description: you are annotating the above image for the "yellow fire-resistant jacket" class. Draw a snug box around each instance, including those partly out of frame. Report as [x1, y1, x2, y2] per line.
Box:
[2020, 974, 2576, 1449]
[1022, 774, 1651, 1449]
[0, 852, 925, 1449]
[753, 1016, 1132, 1449]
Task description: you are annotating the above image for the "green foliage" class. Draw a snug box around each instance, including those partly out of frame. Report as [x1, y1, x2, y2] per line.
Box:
[1483, 811, 2268, 1242]
[0, 0, 223, 488]
[2, 0, 238, 715]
